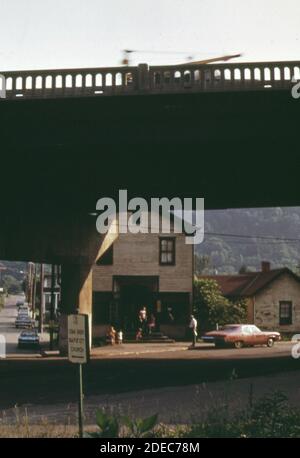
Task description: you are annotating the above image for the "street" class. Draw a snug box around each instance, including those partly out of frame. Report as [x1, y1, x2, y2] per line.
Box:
[0, 295, 49, 356]
[0, 295, 300, 421]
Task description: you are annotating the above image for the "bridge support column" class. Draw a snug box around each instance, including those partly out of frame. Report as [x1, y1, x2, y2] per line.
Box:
[58, 262, 93, 354]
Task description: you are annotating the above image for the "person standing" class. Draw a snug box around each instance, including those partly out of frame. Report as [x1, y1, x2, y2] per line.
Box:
[139, 306, 147, 322]
[138, 306, 147, 335]
[106, 325, 116, 345]
[189, 315, 198, 348]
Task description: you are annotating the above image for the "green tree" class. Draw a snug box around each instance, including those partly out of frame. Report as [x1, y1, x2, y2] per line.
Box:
[194, 254, 211, 275]
[193, 278, 247, 332]
[2, 274, 22, 294]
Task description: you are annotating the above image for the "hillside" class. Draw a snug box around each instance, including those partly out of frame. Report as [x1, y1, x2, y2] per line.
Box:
[196, 207, 300, 274]
[0, 261, 26, 294]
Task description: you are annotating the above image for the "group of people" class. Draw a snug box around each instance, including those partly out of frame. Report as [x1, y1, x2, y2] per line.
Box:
[105, 306, 156, 345]
[106, 326, 123, 345]
[105, 307, 199, 347]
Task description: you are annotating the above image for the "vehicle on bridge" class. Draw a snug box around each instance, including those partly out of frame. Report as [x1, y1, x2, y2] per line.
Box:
[18, 330, 40, 349]
[202, 324, 281, 349]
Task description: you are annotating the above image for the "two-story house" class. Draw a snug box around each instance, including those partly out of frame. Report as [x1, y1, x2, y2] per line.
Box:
[92, 213, 194, 339]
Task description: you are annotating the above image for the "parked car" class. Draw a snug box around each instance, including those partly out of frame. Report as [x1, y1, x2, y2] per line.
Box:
[15, 313, 34, 329]
[18, 330, 40, 349]
[18, 305, 29, 314]
[202, 324, 281, 349]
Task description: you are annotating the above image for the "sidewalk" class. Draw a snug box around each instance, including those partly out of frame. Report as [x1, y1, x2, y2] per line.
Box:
[6, 340, 292, 360]
[91, 342, 189, 357]
[38, 342, 190, 359]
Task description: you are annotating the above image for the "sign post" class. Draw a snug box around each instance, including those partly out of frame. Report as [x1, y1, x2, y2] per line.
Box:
[67, 314, 90, 438]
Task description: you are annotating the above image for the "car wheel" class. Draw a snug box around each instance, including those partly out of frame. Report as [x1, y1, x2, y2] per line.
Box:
[267, 338, 274, 347]
[234, 341, 243, 349]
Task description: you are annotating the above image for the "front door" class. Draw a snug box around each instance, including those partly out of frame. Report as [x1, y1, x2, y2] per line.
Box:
[121, 284, 153, 332]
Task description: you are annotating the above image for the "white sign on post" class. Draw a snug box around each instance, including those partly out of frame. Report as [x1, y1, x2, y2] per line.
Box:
[68, 314, 90, 364]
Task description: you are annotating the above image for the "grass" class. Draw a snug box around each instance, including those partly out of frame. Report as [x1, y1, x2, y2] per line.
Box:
[0, 407, 75, 438]
[1, 389, 300, 438]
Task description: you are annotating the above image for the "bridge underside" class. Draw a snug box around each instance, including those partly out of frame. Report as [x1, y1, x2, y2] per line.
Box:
[0, 89, 299, 350]
[1, 88, 299, 218]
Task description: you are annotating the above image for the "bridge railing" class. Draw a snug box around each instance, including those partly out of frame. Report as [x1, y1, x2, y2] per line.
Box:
[148, 61, 300, 93]
[0, 61, 299, 99]
[0, 66, 138, 99]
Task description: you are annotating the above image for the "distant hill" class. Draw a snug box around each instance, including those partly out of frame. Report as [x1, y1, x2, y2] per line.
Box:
[196, 207, 300, 274]
[0, 261, 26, 293]
[1, 208, 300, 280]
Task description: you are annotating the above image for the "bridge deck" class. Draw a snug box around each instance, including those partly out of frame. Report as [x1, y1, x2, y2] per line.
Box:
[0, 60, 299, 99]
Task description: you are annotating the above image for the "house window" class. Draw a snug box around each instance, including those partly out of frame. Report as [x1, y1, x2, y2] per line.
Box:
[279, 301, 292, 325]
[96, 245, 113, 266]
[159, 237, 175, 265]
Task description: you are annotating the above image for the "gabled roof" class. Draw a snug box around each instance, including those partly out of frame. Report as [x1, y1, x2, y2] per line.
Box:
[197, 268, 300, 297]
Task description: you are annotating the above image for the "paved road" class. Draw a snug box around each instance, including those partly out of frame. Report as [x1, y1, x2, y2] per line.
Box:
[0, 295, 48, 356]
[90, 340, 294, 360]
[0, 339, 299, 410]
[0, 297, 299, 412]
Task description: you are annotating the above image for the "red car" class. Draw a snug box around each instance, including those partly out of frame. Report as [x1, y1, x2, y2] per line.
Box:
[202, 324, 281, 349]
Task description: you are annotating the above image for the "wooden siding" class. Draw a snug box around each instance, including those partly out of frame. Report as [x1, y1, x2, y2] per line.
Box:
[93, 231, 193, 293]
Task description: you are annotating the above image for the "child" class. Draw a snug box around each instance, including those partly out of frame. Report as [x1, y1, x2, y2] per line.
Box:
[148, 314, 156, 335]
[136, 328, 143, 341]
[106, 325, 116, 345]
[116, 330, 123, 345]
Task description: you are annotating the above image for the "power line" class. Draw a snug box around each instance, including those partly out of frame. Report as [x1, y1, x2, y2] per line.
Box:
[123, 49, 220, 55]
[205, 232, 300, 242]
[202, 239, 300, 245]
[91, 214, 300, 243]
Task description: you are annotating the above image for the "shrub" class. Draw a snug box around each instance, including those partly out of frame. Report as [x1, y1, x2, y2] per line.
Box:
[85, 411, 158, 438]
[193, 278, 247, 331]
[186, 390, 300, 438]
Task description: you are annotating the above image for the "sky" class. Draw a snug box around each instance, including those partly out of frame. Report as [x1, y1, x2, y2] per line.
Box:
[0, 0, 299, 70]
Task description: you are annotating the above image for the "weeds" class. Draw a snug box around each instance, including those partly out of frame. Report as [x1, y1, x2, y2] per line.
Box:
[1, 390, 300, 438]
[186, 390, 300, 438]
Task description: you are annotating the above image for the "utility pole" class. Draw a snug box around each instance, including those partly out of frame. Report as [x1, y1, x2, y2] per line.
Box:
[49, 264, 56, 350]
[32, 264, 37, 319]
[39, 264, 44, 333]
[27, 262, 34, 310]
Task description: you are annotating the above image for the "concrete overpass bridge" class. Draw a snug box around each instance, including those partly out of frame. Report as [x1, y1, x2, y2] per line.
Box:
[0, 60, 299, 349]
